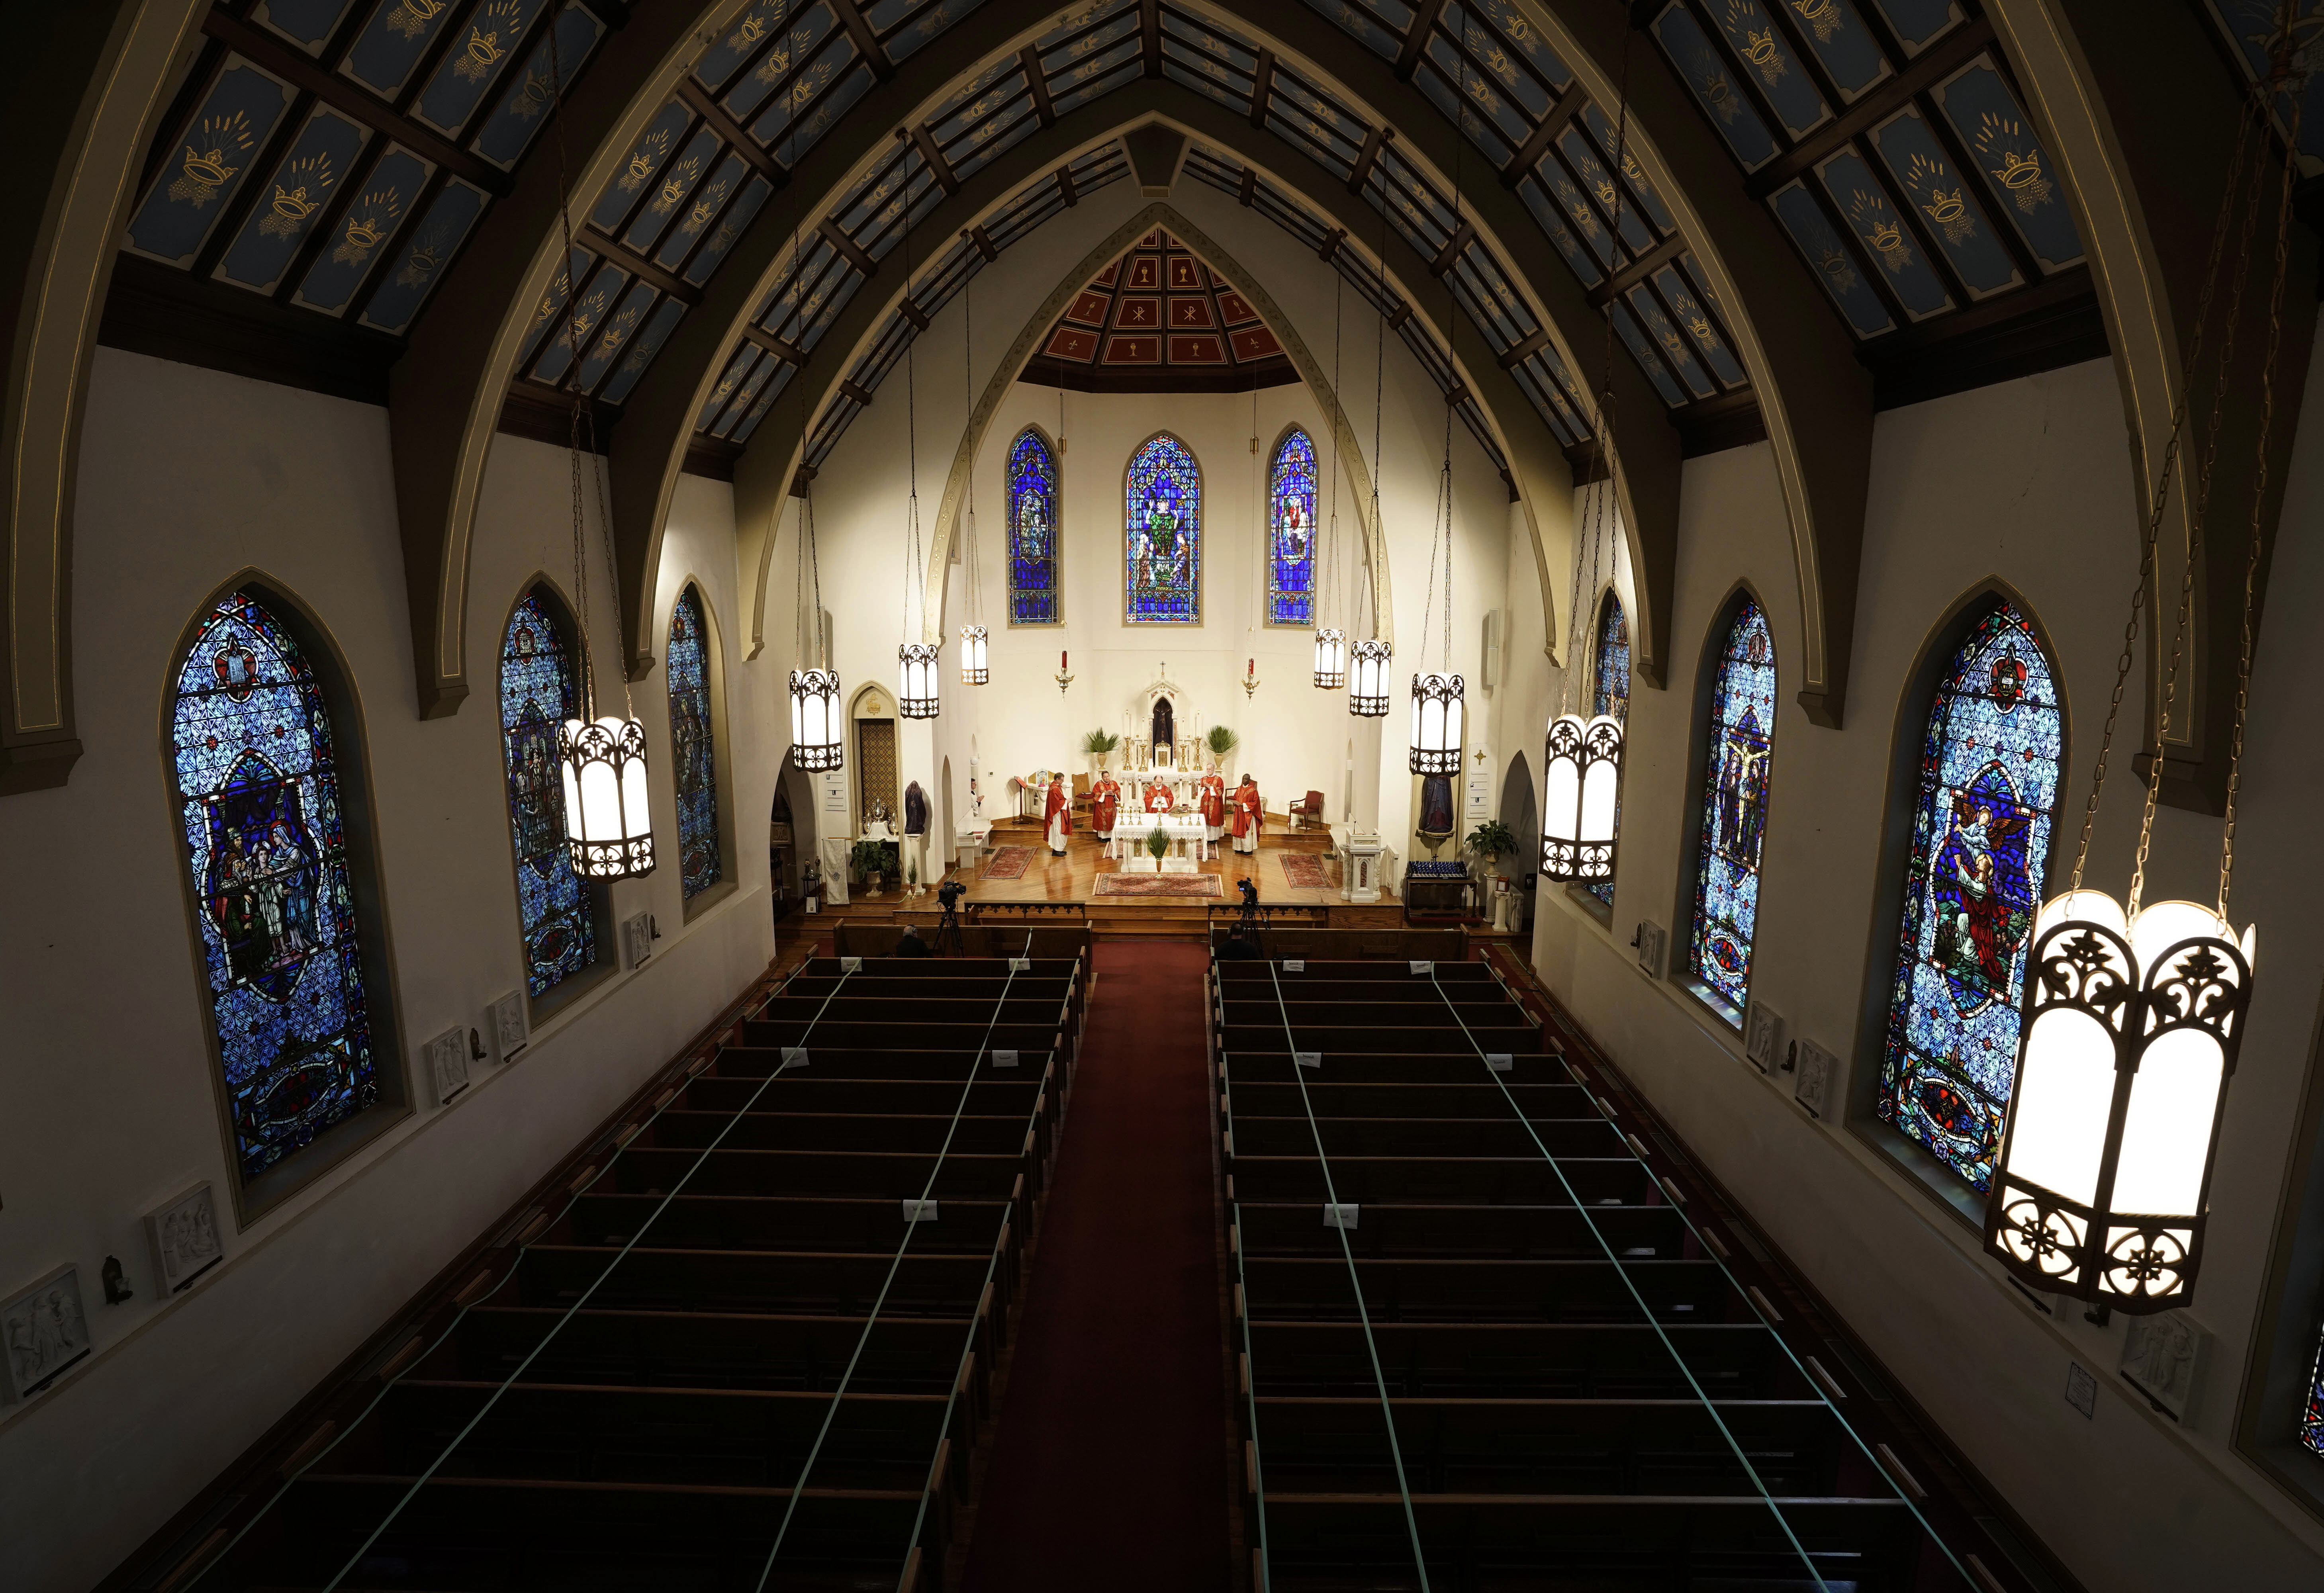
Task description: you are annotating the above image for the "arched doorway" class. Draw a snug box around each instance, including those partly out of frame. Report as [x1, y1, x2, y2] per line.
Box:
[773, 748, 817, 922]
[1500, 750, 1537, 934]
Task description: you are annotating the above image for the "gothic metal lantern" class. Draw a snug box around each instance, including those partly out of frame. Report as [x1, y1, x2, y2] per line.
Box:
[1409, 671, 1465, 774]
[1312, 627, 1347, 690]
[899, 642, 940, 718]
[1541, 712, 1624, 882]
[1349, 638, 1392, 718]
[789, 667, 844, 771]
[558, 715, 656, 879]
[1985, 891, 2255, 1313]
[960, 624, 989, 686]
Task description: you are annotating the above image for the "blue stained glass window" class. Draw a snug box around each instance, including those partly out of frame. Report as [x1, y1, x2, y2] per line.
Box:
[499, 588, 597, 997]
[1587, 593, 1631, 910]
[1126, 432, 1202, 624]
[1267, 429, 1318, 626]
[667, 585, 723, 899]
[2303, 1335, 2324, 1459]
[168, 589, 380, 1183]
[1007, 428, 1059, 624]
[1878, 604, 2062, 1190]
[1688, 596, 1776, 1024]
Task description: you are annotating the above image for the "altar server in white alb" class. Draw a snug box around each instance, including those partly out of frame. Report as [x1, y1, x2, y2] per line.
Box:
[1043, 771, 1073, 856]
[1230, 775, 1263, 856]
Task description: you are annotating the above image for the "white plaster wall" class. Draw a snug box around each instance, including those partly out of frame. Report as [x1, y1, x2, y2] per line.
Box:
[0, 350, 774, 1592]
[1531, 350, 2324, 1589]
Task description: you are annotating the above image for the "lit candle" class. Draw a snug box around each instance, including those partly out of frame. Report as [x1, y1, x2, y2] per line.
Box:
[1061, 649, 1068, 670]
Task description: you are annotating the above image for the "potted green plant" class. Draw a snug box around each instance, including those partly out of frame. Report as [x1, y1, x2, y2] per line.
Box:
[1083, 727, 1121, 774]
[851, 836, 899, 896]
[1205, 723, 1239, 770]
[1464, 818, 1516, 879]
[1146, 826, 1172, 861]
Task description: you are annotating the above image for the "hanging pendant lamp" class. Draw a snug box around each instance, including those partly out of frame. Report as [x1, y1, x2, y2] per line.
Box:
[1349, 637, 1392, 718]
[1408, 74, 1469, 778]
[1985, 68, 2293, 1314]
[1313, 628, 1347, 690]
[1351, 157, 1394, 718]
[895, 150, 938, 721]
[789, 485, 845, 771]
[960, 624, 989, 686]
[540, 22, 652, 880]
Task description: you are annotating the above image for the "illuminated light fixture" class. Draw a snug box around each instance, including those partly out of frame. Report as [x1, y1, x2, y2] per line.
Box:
[1312, 627, 1346, 689]
[1986, 893, 2253, 1311]
[544, 33, 652, 880]
[1349, 638, 1391, 718]
[1244, 655, 1261, 699]
[559, 716, 655, 878]
[959, 623, 989, 686]
[1982, 65, 2292, 1314]
[1054, 646, 1074, 697]
[898, 641, 940, 719]
[1410, 671, 1465, 775]
[789, 664, 844, 771]
[1541, 712, 1623, 882]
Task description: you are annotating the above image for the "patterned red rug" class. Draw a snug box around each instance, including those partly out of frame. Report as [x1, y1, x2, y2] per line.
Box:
[1278, 853, 1329, 890]
[1092, 872, 1224, 898]
[982, 845, 1036, 880]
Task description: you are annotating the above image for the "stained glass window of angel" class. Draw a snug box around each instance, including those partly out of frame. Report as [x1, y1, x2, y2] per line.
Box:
[500, 587, 597, 998]
[668, 585, 723, 900]
[168, 589, 380, 1183]
[1587, 592, 1631, 910]
[1688, 596, 1776, 1025]
[1126, 432, 1201, 624]
[1878, 603, 2062, 1190]
[1268, 428, 1317, 626]
[1008, 428, 1058, 624]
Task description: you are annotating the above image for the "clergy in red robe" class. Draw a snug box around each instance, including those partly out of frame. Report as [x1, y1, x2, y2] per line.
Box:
[1199, 770, 1227, 844]
[1090, 771, 1121, 841]
[1230, 775, 1263, 855]
[1145, 778, 1174, 813]
[1043, 772, 1072, 855]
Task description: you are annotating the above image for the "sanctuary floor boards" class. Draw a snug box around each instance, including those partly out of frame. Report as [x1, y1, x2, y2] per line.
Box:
[939, 827, 1388, 909]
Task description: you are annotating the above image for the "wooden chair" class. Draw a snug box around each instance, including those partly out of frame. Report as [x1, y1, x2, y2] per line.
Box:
[1288, 789, 1325, 830]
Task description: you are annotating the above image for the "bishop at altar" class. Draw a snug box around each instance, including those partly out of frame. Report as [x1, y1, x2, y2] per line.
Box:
[1090, 772, 1121, 841]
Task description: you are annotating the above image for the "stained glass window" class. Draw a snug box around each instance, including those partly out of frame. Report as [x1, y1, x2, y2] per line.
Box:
[168, 589, 380, 1184]
[500, 588, 597, 998]
[2304, 1335, 2324, 1459]
[1587, 593, 1631, 909]
[1687, 595, 1776, 1025]
[1125, 432, 1201, 624]
[667, 585, 723, 900]
[1267, 428, 1317, 626]
[1878, 604, 2062, 1190]
[1008, 428, 1059, 624]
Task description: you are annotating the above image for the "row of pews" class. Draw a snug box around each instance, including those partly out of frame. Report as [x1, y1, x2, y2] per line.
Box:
[1214, 953, 2006, 1591]
[146, 953, 1086, 1593]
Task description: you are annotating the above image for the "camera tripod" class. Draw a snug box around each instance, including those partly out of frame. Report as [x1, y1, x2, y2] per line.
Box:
[935, 895, 966, 957]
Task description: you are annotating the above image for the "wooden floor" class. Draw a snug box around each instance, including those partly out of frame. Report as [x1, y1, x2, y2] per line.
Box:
[943, 820, 1371, 908]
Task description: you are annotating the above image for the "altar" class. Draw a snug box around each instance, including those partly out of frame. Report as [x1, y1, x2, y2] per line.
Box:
[1120, 665, 1207, 773]
[1108, 810, 1212, 863]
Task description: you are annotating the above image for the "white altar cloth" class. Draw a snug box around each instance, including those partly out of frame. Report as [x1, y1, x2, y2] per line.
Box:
[1109, 810, 1212, 861]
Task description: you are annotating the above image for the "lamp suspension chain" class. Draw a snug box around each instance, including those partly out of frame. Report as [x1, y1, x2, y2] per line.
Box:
[1408, 18, 1473, 777]
[1314, 245, 1346, 689]
[782, 3, 844, 775]
[1347, 157, 1395, 719]
[896, 137, 938, 720]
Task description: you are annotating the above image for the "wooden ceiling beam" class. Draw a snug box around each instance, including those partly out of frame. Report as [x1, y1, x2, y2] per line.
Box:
[911, 124, 961, 196]
[1394, 0, 1451, 83]
[741, 323, 810, 365]
[591, 232, 700, 307]
[1141, 0, 1162, 78]
[1587, 233, 1688, 310]
[674, 77, 788, 190]
[826, 0, 895, 84]
[1428, 220, 1475, 276]
[1742, 18, 1995, 201]
[966, 225, 999, 262]
[1502, 81, 1589, 188]
[817, 215, 879, 276]
[1347, 126, 1390, 194]
[1250, 49, 1276, 128]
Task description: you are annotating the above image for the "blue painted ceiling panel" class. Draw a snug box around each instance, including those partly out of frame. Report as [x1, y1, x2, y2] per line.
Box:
[124, 60, 295, 268]
[411, 0, 550, 138]
[1768, 178, 1893, 337]
[358, 175, 489, 334]
[294, 145, 434, 313]
[342, 0, 463, 100]
[1869, 106, 2022, 299]
[1933, 60, 2085, 272]
[253, 0, 363, 52]
[1818, 147, 1952, 319]
[215, 106, 370, 294]
[472, 4, 604, 170]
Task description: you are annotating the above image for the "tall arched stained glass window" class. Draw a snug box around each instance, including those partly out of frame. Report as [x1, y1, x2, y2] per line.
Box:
[1126, 432, 1201, 623]
[668, 585, 723, 900]
[1267, 427, 1317, 626]
[500, 587, 597, 998]
[1008, 427, 1059, 624]
[1878, 603, 2062, 1190]
[1687, 595, 1776, 1026]
[1586, 592, 1631, 909]
[168, 588, 384, 1186]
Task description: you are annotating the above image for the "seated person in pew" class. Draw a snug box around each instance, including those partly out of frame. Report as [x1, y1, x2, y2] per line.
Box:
[892, 925, 933, 958]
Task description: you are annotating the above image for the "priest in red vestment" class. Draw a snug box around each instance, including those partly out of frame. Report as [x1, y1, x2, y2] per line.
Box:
[1199, 769, 1227, 846]
[1090, 770, 1121, 842]
[1230, 774, 1263, 856]
[1043, 771, 1072, 855]
[1144, 777, 1174, 813]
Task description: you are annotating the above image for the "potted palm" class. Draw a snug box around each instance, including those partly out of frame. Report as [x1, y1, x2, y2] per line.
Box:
[851, 836, 899, 896]
[1205, 723, 1239, 770]
[1125, 825, 1169, 874]
[1083, 727, 1120, 776]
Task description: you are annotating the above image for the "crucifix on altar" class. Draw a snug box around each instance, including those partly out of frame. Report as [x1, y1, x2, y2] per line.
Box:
[1121, 662, 1204, 774]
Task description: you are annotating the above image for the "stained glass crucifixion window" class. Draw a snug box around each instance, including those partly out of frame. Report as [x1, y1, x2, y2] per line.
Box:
[169, 588, 380, 1184]
[1126, 432, 1201, 624]
[1008, 427, 1059, 624]
[1268, 427, 1317, 626]
[1878, 603, 2062, 1190]
[500, 587, 597, 998]
[1688, 595, 1776, 1025]
[1587, 593, 1631, 910]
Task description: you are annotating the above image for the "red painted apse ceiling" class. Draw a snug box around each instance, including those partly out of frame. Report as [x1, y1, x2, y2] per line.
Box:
[1025, 229, 1297, 394]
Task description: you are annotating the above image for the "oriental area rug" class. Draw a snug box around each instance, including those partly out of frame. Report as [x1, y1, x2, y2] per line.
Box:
[1277, 853, 1330, 890]
[1092, 872, 1224, 899]
[982, 846, 1036, 880]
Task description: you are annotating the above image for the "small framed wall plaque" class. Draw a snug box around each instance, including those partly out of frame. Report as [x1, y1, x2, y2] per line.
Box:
[146, 1182, 227, 1295]
[2, 1263, 94, 1402]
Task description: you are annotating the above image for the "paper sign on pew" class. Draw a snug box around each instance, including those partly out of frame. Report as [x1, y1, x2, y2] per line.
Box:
[780, 1047, 809, 1070]
[902, 1199, 939, 1223]
[1322, 1204, 1359, 1229]
[1294, 1051, 1322, 1069]
[1283, 960, 1304, 973]
[840, 956, 862, 973]
[1010, 957, 1032, 971]
[1410, 961, 1432, 975]
[992, 1049, 1020, 1069]
[1486, 1053, 1513, 1072]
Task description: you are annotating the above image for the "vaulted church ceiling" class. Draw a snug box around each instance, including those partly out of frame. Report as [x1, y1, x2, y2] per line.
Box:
[1028, 227, 1294, 392]
[2201, 0, 2324, 167]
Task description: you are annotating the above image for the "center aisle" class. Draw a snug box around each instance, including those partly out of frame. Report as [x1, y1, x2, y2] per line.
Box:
[960, 939, 1233, 1589]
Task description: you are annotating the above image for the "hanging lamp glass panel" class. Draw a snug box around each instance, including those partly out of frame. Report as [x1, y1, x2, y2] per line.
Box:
[790, 668, 844, 770]
[899, 642, 940, 718]
[1313, 627, 1347, 689]
[1986, 890, 2254, 1312]
[1541, 712, 1624, 882]
[1349, 638, 1392, 717]
[960, 624, 989, 685]
[559, 714, 656, 879]
[1409, 672, 1465, 774]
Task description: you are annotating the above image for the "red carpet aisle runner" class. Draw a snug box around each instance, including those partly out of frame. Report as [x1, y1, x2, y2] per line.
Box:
[961, 941, 1231, 1590]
